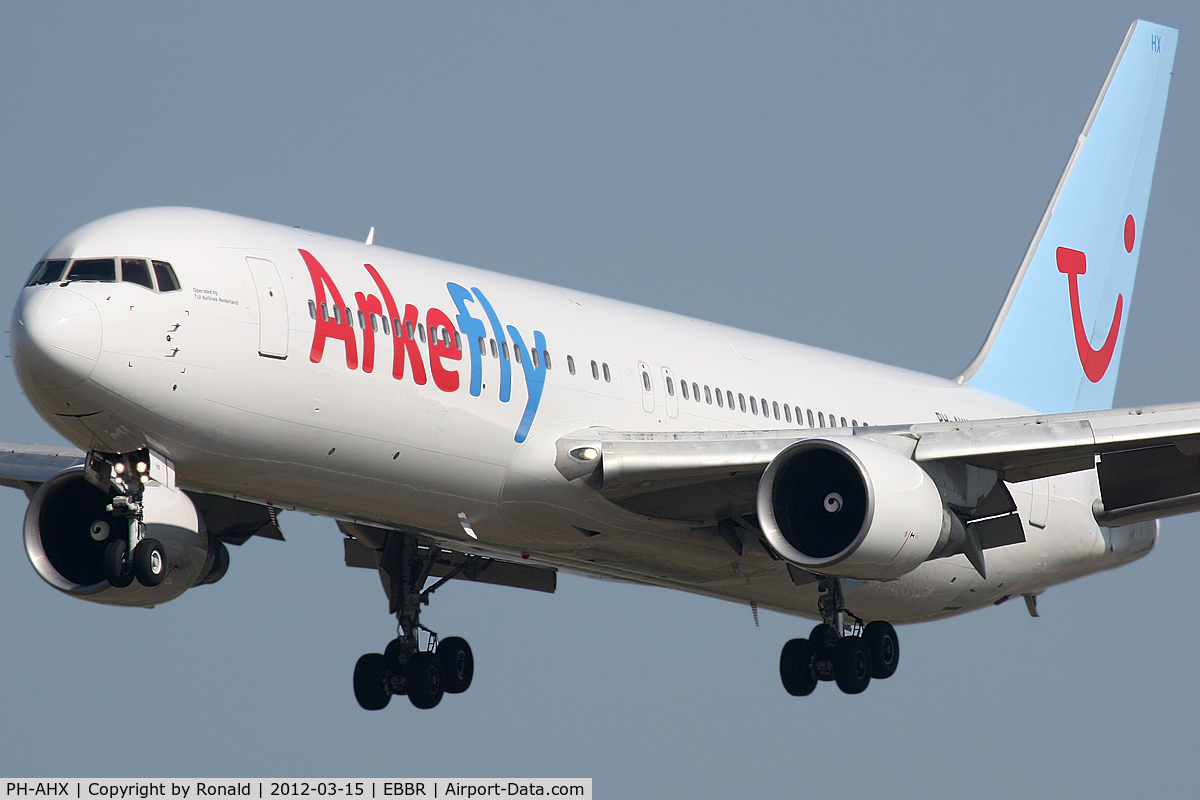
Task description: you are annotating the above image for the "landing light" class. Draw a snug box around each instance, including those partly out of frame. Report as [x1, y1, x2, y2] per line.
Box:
[571, 446, 599, 461]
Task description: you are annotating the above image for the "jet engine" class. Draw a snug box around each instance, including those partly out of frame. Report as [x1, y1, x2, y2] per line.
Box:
[24, 467, 229, 607]
[756, 437, 946, 580]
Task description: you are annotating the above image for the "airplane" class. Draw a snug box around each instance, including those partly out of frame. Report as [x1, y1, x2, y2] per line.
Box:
[2, 19, 1189, 709]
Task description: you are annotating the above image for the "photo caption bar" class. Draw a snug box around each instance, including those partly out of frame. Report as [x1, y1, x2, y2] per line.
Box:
[2, 782, 591, 800]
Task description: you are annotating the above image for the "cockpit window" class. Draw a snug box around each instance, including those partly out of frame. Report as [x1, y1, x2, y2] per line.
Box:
[120, 258, 154, 289]
[26, 259, 69, 286]
[65, 258, 116, 283]
[152, 261, 181, 292]
[28, 257, 181, 293]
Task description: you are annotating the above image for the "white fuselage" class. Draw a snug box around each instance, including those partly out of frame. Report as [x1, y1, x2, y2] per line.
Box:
[11, 208, 1157, 624]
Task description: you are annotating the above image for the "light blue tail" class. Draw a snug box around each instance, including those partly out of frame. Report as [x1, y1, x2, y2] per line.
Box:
[960, 20, 1177, 413]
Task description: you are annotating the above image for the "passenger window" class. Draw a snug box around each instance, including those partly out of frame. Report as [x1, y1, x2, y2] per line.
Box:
[322, 303, 330, 322]
[681, 381, 689, 400]
[531, 348, 539, 368]
[852, 419, 859, 427]
[642, 371, 651, 391]
[693, 382, 700, 401]
[345, 307, 352, 327]
[453, 331, 461, 351]
[66, 258, 116, 283]
[394, 317, 402, 335]
[406, 320, 415, 339]
[501, 341, 510, 361]
[818, 412, 825, 427]
[152, 261, 181, 292]
[739, 393, 746, 412]
[666, 376, 674, 396]
[715, 387, 724, 408]
[727, 390, 734, 409]
[418, 323, 426, 343]
[27, 259, 69, 286]
[773, 401, 780, 420]
[841, 416, 847, 427]
[308, 300, 317, 320]
[761, 398, 768, 416]
[591, 360, 599, 380]
[807, 409, 815, 427]
[543, 351, 552, 370]
[490, 339, 497, 358]
[478, 336, 487, 356]
[750, 396, 758, 415]
[333, 306, 342, 324]
[382, 316, 390, 336]
[784, 405, 792, 423]
[120, 258, 154, 289]
[513, 344, 522, 364]
[567, 355, 576, 375]
[603, 363, 611, 383]
[704, 385, 712, 404]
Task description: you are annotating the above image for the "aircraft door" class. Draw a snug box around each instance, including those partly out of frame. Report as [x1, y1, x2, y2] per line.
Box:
[246, 257, 289, 359]
[661, 366, 678, 419]
[638, 361, 655, 413]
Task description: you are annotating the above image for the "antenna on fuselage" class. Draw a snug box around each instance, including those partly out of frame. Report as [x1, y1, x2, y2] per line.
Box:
[365, 227, 375, 246]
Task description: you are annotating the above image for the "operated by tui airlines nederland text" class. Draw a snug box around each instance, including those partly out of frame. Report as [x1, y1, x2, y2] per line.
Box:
[2, 20, 1192, 708]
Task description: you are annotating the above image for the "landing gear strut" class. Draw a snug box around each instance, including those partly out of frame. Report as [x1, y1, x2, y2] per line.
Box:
[353, 532, 475, 711]
[90, 450, 167, 588]
[778, 576, 899, 696]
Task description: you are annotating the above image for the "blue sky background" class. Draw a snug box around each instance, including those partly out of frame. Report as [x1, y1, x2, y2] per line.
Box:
[2, 3, 1199, 797]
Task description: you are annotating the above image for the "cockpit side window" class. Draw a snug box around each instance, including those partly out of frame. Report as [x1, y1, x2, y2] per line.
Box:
[120, 258, 154, 289]
[65, 258, 116, 283]
[26, 259, 69, 286]
[152, 261, 181, 292]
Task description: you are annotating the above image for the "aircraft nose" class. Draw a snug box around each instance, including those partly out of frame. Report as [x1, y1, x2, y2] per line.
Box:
[12, 288, 103, 390]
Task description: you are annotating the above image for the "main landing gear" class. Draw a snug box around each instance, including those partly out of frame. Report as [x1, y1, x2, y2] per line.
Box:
[91, 451, 167, 589]
[353, 533, 475, 711]
[778, 577, 899, 696]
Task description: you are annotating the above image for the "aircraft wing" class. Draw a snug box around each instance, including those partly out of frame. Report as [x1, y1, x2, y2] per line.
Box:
[0, 443, 85, 497]
[555, 402, 1200, 527]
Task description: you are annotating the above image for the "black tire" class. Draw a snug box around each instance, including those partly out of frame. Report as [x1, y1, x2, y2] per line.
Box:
[863, 621, 899, 679]
[439, 637, 474, 694]
[384, 639, 410, 675]
[407, 651, 445, 709]
[833, 635, 871, 695]
[779, 638, 818, 696]
[353, 653, 391, 710]
[103, 538, 134, 588]
[809, 623, 837, 650]
[133, 538, 166, 587]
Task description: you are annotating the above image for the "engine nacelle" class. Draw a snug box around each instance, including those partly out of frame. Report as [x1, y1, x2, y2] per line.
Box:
[24, 467, 228, 607]
[756, 437, 945, 580]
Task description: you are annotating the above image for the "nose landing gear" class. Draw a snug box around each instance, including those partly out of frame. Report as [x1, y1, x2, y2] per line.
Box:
[778, 577, 900, 696]
[90, 450, 168, 588]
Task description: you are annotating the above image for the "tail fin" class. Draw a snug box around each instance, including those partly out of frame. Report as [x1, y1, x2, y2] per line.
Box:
[959, 20, 1177, 413]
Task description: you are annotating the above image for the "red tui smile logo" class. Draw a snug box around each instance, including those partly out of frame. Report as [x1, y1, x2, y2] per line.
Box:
[1056, 215, 1135, 383]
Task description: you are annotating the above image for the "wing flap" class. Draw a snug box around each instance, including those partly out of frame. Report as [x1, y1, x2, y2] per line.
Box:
[912, 403, 1200, 483]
